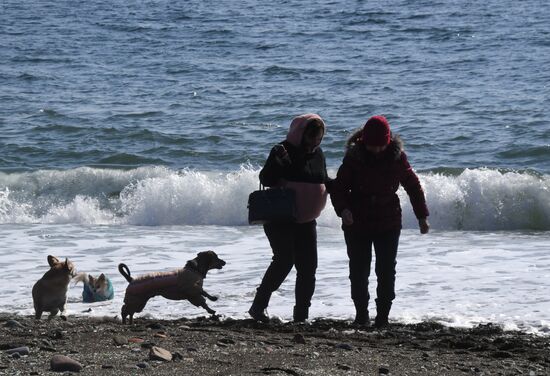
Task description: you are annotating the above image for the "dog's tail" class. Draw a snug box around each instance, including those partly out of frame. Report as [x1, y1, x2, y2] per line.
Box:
[71, 272, 88, 286]
[118, 263, 133, 283]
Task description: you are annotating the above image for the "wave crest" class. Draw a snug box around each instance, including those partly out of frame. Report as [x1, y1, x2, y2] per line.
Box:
[0, 167, 548, 230]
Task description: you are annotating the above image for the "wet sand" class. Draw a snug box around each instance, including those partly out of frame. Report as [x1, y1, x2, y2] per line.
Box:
[1, 315, 549, 375]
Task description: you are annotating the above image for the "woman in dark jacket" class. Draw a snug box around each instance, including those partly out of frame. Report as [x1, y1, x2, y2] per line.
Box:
[331, 115, 429, 327]
[248, 113, 330, 323]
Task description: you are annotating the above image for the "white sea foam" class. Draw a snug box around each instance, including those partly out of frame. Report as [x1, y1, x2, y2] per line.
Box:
[414, 169, 550, 231]
[1, 167, 549, 230]
[1, 224, 548, 334]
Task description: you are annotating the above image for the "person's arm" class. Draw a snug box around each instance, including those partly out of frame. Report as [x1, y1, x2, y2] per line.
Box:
[320, 152, 336, 192]
[330, 158, 354, 218]
[399, 152, 430, 233]
[259, 144, 290, 187]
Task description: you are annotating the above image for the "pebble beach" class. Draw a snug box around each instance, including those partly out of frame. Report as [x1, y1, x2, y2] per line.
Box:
[1, 315, 549, 375]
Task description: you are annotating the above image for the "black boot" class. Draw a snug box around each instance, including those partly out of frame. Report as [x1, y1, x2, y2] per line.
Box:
[248, 289, 271, 323]
[354, 309, 369, 326]
[374, 300, 392, 328]
[248, 306, 269, 323]
[353, 300, 369, 326]
[293, 305, 309, 323]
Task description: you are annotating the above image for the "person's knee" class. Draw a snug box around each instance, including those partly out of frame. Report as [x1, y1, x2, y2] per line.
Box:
[271, 254, 293, 271]
[375, 265, 396, 278]
[349, 262, 369, 276]
[349, 270, 369, 285]
[296, 270, 316, 284]
[296, 260, 317, 275]
[375, 258, 396, 273]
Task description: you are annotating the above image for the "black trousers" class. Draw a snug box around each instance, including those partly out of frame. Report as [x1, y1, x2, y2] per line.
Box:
[254, 220, 317, 309]
[344, 228, 400, 309]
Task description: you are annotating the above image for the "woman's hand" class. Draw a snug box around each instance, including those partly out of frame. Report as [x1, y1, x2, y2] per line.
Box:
[419, 218, 430, 234]
[341, 208, 354, 226]
[272, 144, 291, 165]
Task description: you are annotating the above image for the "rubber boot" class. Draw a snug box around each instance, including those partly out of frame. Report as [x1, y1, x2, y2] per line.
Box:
[293, 305, 309, 323]
[354, 309, 369, 326]
[248, 289, 271, 323]
[374, 300, 392, 328]
[353, 301, 369, 326]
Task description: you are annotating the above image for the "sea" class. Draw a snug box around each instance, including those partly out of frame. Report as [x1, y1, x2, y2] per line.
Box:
[1, 0, 549, 334]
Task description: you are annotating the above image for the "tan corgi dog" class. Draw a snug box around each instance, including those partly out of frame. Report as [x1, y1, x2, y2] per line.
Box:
[32, 255, 76, 319]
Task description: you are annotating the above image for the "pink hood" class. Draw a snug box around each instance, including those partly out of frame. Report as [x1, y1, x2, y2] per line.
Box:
[286, 113, 326, 149]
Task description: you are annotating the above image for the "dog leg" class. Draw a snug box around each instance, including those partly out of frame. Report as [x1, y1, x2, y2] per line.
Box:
[34, 310, 43, 320]
[200, 302, 216, 315]
[121, 304, 129, 324]
[47, 308, 59, 320]
[59, 303, 67, 321]
[122, 299, 146, 325]
[201, 290, 218, 301]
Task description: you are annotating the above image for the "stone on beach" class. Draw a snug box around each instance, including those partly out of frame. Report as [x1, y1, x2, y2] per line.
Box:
[379, 364, 390, 374]
[137, 361, 149, 368]
[113, 335, 128, 345]
[5, 346, 29, 356]
[292, 333, 306, 344]
[4, 320, 25, 329]
[149, 346, 172, 361]
[335, 343, 353, 351]
[50, 354, 83, 372]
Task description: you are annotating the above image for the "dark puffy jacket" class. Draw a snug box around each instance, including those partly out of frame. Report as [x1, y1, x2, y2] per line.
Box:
[330, 135, 429, 233]
[259, 114, 329, 223]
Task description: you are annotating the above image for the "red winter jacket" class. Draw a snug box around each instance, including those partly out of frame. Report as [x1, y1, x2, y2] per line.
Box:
[330, 135, 429, 233]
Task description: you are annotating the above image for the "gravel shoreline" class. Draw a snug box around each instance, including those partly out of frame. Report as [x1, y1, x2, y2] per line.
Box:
[1, 315, 549, 375]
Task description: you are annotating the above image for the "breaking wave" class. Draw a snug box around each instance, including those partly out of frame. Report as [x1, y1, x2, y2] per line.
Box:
[0, 166, 548, 231]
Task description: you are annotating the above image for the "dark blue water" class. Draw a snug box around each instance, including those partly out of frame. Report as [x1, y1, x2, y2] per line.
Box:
[1, 0, 549, 172]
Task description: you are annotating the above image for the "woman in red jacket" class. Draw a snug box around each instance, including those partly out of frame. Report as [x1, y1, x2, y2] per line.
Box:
[331, 115, 430, 327]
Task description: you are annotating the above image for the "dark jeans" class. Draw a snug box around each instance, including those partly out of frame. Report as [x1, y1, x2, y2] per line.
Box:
[344, 228, 400, 309]
[254, 220, 317, 310]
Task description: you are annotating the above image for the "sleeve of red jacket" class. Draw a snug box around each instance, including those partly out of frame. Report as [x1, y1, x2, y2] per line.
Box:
[329, 157, 353, 217]
[399, 152, 429, 219]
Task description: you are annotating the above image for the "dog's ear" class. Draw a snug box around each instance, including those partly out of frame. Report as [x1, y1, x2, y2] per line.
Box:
[47, 255, 60, 267]
[195, 251, 209, 268]
[63, 259, 75, 275]
[98, 274, 106, 282]
[88, 275, 95, 284]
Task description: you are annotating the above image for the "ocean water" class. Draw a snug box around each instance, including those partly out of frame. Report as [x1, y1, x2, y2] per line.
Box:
[1, 0, 549, 333]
